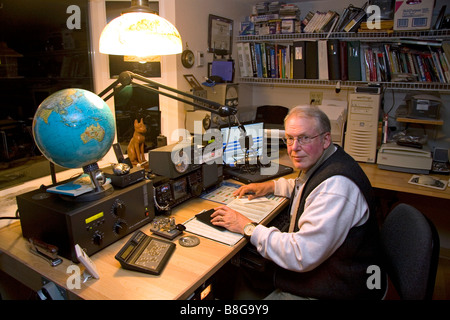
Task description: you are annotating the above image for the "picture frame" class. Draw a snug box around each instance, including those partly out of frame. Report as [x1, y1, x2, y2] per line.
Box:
[208, 14, 233, 56]
[183, 74, 203, 91]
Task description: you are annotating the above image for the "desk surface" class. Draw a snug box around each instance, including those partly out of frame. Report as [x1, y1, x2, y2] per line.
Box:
[1, 156, 449, 300]
[0, 190, 288, 300]
[359, 163, 450, 200]
[277, 151, 450, 200]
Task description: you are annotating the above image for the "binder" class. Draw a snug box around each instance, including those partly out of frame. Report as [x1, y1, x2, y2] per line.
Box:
[305, 41, 318, 79]
[339, 41, 348, 81]
[318, 40, 329, 80]
[327, 39, 341, 80]
[347, 41, 361, 81]
[293, 41, 306, 79]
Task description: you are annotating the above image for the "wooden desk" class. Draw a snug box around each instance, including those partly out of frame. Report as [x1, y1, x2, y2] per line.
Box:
[0, 190, 287, 300]
[359, 163, 450, 200]
[1, 157, 446, 300]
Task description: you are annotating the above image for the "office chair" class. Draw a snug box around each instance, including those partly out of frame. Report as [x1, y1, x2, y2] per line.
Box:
[380, 203, 440, 300]
[254, 105, 288, 129]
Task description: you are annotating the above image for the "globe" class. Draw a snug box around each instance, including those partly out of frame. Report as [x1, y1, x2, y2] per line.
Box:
[33, 88, 115, 169]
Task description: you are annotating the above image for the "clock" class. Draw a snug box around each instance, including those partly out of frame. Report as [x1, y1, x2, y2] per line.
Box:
[181, 49, 195, 68]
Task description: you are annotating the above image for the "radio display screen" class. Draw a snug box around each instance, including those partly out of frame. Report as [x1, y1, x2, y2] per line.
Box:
[172, 178, 188, 200]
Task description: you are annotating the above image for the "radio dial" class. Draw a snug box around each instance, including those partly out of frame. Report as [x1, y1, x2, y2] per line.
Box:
[191, 183, 203, 197]
[112, 199, 126, 218]
[113, 220, 128, 236]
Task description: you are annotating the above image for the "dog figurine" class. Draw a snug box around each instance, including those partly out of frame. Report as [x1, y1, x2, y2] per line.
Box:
[127, 118, 147, 166]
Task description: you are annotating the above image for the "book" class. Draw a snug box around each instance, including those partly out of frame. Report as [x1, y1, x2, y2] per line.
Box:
[243, 42, 256, 77]
[46, 174, 111, 197]
[254, 43, 264, 78]
[236, 42, 250, 77]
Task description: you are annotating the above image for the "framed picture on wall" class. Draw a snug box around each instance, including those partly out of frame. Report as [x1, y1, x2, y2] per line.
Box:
[207, 14, 233, 56]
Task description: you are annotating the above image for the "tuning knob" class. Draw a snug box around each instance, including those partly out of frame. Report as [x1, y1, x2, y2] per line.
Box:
[113, 220, 128, 236]
[112, 199, 126, 218]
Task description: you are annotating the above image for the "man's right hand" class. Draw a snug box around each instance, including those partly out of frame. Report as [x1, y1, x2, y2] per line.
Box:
[232, 180, 275, 200]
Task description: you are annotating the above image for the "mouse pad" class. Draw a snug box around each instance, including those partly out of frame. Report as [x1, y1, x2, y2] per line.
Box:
[195, 209, 226, 231]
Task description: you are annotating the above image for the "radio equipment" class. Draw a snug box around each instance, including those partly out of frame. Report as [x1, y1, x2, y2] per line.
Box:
[153, 168, 203, 213]
[149, 142, 201, 179]
[17, 180, 155, 262]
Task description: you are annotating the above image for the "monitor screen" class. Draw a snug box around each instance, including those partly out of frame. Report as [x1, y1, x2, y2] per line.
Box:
[221, 122, 264, 166]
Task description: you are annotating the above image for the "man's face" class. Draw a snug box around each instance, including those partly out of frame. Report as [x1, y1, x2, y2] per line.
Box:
[285, 115, 331, 171]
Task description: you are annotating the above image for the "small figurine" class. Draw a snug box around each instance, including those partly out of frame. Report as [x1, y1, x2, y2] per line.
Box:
[127, 118, 147, 166]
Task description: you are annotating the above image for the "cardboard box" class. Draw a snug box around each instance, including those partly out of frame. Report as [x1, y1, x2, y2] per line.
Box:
[394, 0, 435, 30]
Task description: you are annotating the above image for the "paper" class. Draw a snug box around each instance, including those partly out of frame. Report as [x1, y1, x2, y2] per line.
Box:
[408, 175, 448, 190]
[238, 196, 270, 204]
[200, 181, 241, 204]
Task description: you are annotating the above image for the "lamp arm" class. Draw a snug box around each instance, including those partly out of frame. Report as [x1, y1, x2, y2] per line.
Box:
[98, 71, 237, 117]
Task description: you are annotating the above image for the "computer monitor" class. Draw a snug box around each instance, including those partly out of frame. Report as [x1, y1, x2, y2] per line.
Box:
[220, 122, 264, 166]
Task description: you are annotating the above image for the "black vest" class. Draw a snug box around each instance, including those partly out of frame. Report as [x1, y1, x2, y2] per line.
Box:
[273, 146, 386, 299]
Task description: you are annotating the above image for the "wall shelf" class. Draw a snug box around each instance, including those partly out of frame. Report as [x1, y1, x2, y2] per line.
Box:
[238, 77, 450, 92]
[236, 29, 450, 92]
[237, 29, 450, 43]
[396, 117, 444, 126]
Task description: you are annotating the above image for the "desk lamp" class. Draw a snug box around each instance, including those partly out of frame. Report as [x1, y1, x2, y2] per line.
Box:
[98, 0, 237, 118]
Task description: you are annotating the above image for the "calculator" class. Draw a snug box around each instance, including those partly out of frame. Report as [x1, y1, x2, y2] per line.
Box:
[115, 230, 176, 275]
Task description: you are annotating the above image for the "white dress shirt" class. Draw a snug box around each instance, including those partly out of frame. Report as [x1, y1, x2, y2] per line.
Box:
[251, 175, 370, 272]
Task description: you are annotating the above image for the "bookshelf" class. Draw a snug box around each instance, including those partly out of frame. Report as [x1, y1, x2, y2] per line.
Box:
[236, 29, 450, 92]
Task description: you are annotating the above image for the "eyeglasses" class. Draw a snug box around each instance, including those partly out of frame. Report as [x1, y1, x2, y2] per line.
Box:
[282, 132, 326, 146]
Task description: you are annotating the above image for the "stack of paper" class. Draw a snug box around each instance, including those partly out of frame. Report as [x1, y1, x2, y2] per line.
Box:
[184, 194, 285, 246]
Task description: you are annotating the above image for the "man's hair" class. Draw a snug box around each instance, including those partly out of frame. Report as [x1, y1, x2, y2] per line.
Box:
[285, 105, 331, 134]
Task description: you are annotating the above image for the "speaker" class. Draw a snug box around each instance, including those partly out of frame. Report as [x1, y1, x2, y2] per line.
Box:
[205, 83, 238, 108]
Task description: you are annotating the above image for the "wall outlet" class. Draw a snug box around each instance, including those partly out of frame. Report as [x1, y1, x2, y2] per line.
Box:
[310, 91, 323, 105]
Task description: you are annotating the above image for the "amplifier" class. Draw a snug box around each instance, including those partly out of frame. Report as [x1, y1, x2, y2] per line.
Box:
[17, 180, 155, 262]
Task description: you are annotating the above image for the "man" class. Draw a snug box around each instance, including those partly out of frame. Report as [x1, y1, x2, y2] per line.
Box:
[211, 105, 386, 299]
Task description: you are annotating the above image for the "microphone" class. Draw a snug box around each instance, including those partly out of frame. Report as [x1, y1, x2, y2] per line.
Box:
[238, 124, 253, 151]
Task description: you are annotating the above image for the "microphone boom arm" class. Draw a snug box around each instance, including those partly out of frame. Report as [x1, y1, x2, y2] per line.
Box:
[98, 71, 238, 117]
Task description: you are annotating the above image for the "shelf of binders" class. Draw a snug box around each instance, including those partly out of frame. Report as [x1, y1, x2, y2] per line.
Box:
[236, 29, 450, 92]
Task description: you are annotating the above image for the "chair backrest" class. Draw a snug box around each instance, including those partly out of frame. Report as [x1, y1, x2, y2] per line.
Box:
[381, 203, 440, 300]
[255, 105, 289, 125]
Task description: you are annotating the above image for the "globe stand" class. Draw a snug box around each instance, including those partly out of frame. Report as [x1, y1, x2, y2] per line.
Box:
[67, 163, 113, 202]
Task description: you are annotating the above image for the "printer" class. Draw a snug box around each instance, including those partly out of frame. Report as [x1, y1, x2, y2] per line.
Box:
[318, 100, 347, 146]
[377, 142, 433, 174]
